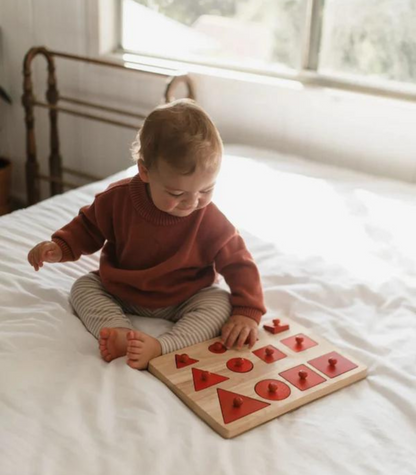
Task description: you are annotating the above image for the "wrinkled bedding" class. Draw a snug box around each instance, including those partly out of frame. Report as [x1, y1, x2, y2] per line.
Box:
[1, 145, 415, 475]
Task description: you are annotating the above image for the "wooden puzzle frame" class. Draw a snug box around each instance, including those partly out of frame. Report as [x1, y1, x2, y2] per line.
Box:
[149, 316, 367, 439]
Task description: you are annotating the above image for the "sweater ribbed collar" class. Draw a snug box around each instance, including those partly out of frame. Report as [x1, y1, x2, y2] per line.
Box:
[129, 174, 194, 226]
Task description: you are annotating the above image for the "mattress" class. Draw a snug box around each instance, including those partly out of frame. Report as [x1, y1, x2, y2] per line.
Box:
[1, 145, 415, 475]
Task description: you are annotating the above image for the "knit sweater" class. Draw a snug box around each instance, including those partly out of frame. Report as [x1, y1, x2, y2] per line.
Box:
[52, 174, 266, 323]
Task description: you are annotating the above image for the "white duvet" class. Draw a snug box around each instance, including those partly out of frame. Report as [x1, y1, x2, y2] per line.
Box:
[1, 145, 415, 475]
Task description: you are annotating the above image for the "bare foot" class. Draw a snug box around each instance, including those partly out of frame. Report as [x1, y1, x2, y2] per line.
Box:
[99, 327, 130, 362]
[126, 330, 162, 370]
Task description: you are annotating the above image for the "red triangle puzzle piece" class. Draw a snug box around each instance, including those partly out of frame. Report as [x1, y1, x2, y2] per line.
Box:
[175, 353, 199, 369]
[192, 368, 229, 391]
[217, 388, 270, 424]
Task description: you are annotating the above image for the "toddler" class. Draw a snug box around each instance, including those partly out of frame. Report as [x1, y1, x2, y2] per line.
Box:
[28, 99, 266, 369]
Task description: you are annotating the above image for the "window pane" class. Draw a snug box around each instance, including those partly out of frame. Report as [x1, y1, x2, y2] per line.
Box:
[122, 0, 308, 73]
[319, 0, 416, 85]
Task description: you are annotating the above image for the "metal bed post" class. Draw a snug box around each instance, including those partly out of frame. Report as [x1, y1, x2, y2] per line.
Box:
[22, 46, 195, 206]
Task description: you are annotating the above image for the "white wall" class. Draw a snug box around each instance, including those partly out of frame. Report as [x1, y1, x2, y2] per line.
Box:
[1, 0, 416, 205]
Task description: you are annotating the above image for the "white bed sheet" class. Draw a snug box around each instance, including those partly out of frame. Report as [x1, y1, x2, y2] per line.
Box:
[1, 145, 416, 475]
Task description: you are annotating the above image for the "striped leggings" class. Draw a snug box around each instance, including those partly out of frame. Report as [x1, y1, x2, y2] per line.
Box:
[69, 273, 232, 354]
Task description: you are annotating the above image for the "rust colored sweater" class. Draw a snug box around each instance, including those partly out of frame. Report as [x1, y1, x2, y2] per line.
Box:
[52, 174, 266, 323]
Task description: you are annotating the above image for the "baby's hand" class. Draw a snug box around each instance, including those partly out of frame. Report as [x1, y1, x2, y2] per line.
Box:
[221, 314, 258, 350]
[28, 241, 62, 271]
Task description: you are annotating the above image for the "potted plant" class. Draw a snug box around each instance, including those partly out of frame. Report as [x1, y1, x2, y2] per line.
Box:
[0, 85, 12, 215]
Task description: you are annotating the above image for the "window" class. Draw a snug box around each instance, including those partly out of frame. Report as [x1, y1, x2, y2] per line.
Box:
[121, 0, 308, 73]
[119, 0, 416, 99]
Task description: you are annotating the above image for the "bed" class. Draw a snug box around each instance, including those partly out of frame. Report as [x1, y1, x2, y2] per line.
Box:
[1, 143, 415, 475]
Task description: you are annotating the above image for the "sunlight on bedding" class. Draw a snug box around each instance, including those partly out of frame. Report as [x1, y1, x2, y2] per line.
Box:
[356, 189, 416, 261]
[216, 155, 405, 285]
[1, 146, 416, 475]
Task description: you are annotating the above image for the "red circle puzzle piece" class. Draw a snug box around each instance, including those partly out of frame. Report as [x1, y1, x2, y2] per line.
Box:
[255, 379, 291, 401]
[226, 357, 254, 373]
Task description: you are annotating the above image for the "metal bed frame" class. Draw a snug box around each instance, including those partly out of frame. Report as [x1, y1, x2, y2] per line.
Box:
[22, 46, 195, 205]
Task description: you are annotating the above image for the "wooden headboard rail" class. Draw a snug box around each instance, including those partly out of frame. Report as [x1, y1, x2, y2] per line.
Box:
[22, 46, 195, 205]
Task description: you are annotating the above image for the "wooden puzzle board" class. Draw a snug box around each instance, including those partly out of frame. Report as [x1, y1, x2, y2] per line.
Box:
[148, 317, 367, 438]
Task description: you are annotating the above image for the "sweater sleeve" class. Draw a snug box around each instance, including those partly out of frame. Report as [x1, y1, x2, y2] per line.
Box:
[214, 233, 266, 324]
[51, 200, 106, 262]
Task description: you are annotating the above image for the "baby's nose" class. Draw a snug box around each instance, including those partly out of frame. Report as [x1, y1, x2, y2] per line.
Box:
[183, 194, 199, 207]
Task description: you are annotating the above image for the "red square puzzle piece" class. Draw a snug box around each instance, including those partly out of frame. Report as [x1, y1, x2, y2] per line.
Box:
[252, 345, 287, 364]
[308, 351, 358, 378]
[280, 333, 318, 352]
[279, 364, 326, 391]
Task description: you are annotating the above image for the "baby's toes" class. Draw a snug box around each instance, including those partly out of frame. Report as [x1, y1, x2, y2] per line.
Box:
[127, 346, 141, 356]
[127, 330, 146, 342]
[100, 349, 113, 362]
[127, 357, 147, 370]
[127, 344, 143, 361]
[127, 353, 141, 367]
[127, 343, 142, 356]
[99, 328, 111, 340]
[100, 345, 109, 355]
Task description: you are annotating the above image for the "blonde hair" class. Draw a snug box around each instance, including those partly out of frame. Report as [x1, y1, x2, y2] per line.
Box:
[131, 98, 223, 175]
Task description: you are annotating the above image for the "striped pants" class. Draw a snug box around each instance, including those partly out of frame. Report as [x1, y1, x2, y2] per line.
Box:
[69, 273, 232, 354]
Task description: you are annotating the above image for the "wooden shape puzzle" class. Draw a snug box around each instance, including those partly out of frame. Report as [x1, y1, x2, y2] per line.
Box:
[149, 316, 367, 439]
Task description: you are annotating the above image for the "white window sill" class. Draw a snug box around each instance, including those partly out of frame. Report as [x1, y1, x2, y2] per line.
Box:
[101, 49, 416, 109]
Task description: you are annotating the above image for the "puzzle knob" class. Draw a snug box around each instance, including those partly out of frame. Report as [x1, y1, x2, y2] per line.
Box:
[179, 354, 189, 363]
[201, 371, 210, 381]
[273, 319, 281, 326]
[233, 397, 244, 408]
[235, 357, 244, 367]
[298, 370, 308, 380]
[265, 347, 275, 356]
[268, 382, 278, 393]
[328, 358, 338, 366]
[295, 336, 304, 345]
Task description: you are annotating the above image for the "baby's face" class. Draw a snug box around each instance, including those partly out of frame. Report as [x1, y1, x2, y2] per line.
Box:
[140, 158, 221, 217]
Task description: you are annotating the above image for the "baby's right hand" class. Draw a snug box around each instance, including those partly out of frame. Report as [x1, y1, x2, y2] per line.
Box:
[28, 241, 63, 271]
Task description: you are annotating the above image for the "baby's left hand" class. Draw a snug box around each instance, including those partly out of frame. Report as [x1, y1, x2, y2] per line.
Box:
[221, 315, 258, 350]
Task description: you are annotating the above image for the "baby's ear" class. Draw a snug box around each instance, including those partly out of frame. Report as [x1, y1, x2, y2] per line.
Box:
[138, 159, 150, 183]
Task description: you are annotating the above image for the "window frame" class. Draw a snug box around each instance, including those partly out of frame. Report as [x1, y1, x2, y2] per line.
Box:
[115, 0, 416, 102]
